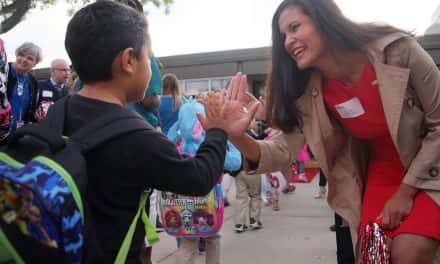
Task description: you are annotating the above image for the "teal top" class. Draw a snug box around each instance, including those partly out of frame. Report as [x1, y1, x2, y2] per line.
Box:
[126, 55, 162, 128]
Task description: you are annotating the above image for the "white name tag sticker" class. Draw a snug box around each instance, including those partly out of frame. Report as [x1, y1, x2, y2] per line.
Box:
[42, 90, 53, 98]
[334, 97, 365, 119]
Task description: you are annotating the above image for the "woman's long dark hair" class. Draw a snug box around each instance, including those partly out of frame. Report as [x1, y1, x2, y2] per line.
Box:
[268, 0, 407, 133]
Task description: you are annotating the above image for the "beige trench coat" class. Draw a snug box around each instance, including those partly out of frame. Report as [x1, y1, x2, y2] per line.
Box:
[247, 33, 440, 245]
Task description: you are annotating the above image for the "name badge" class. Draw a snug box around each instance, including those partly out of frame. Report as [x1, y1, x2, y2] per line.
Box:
[335, 97, 365, 119]
[17, 120, 25, 128]
[42, 90, 53, 98]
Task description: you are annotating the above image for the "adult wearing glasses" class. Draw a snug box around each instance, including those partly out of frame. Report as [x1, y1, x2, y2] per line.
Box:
[35, 58, 71, 121]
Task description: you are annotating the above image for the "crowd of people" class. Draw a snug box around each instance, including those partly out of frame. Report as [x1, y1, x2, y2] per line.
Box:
[0, 0, 439, 263]
[0, 41, 72, 142]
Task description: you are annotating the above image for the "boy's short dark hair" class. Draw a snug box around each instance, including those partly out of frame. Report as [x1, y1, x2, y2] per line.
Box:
[116, 0, 144, 12]
[65, 1, 149, 84]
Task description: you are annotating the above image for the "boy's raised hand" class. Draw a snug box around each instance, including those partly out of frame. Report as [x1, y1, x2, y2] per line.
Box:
[197, 73, 260, 137]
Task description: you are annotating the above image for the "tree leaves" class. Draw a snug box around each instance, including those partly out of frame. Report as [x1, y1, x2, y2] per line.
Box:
[0, 0, 174, 33]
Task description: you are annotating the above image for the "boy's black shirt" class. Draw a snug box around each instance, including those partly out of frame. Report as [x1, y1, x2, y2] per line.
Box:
[63, 95, 227, 263]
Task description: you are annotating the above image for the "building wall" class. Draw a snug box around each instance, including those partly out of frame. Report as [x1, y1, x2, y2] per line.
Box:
[159, 47, 270, 96]
[31, 36, 440, 96]
[418, 34, 440, 67]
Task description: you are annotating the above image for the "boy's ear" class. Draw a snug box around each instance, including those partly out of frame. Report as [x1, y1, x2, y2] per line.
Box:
[119, 47, 137, 75]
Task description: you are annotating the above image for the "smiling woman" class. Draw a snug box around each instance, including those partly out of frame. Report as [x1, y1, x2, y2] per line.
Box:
[5, 42, 42, 138]
[268, 0, 406, 132]
[229, 0, 440, 263]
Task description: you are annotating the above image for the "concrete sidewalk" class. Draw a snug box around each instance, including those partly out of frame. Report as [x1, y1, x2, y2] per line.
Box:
[152, 175, 337, 264]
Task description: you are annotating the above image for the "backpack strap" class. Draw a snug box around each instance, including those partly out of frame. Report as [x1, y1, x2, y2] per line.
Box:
[11, 96, 153, 154]
[47, 95, 153, 153]
[115, 190, 159, 264]
[0, 228, 24, 264]
[69, 110, 152, 153]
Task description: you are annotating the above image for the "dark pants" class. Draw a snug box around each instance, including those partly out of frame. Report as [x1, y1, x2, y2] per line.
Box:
[319, 169, 327, 187]
[335, 213, 355, 264]
[319, 170, 354, 263]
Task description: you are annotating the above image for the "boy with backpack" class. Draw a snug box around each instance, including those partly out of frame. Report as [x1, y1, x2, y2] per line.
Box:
[0, 1, 258, 263]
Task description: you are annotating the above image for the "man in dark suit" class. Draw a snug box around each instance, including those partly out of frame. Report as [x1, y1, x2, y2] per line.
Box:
[36, 59, 71, 120]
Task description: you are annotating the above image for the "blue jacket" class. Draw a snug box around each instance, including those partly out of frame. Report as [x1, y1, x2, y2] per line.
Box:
[6, 63, 38, 123]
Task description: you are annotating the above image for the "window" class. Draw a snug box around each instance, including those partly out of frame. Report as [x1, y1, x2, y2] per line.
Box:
[211, 78, 231, 91]
[184, 79, 209, 95]
[180, 76, 233, 95]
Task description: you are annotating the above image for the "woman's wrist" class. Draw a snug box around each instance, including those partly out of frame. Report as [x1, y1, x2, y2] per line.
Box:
[397, 183, 418, 199]
[229, 133, 261, 165]
[229, 133, 248, 142]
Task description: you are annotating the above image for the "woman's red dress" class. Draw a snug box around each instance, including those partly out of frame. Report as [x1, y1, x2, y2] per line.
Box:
[322, 63, 440, 240]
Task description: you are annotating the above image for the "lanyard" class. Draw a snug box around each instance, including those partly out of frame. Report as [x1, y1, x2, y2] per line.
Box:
[16, 79, 24, 122]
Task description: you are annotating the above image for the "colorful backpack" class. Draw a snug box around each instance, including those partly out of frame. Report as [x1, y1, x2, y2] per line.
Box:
[159, 183, 224, 238]
[159, 99, 241, 237]
[0, 97, 158, 263]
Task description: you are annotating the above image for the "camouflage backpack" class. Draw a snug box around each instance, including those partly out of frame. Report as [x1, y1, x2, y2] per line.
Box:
[0, 97, 158, 263]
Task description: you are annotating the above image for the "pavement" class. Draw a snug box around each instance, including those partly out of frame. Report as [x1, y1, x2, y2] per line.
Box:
[152, 175, 337, 264]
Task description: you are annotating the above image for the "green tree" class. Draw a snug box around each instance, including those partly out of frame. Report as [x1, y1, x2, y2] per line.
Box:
[0, 0, 173, 33]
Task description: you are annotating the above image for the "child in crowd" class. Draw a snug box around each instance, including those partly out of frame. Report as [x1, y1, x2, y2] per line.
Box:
[221, 173, 234, 207]
[167, 98, 242, 264]
[61, 2, 255, 262]
[159, 73, 183, 135]
[234, 103, 266, 232]
[118, 1, 165, 262]
[263, 171, 284, 211]
[234, 170, 263, 232]
[315, 169, 327, 199]
[294, 145, 310, 183]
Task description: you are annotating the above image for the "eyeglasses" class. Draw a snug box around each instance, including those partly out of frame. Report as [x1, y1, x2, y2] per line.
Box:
[54, 68, 70, 72]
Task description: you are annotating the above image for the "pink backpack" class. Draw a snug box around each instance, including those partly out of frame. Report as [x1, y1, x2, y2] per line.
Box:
[158, 183, 224, 237]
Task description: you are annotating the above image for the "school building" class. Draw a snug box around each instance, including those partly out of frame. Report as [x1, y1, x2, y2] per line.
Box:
[33, 34, 440, 97]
